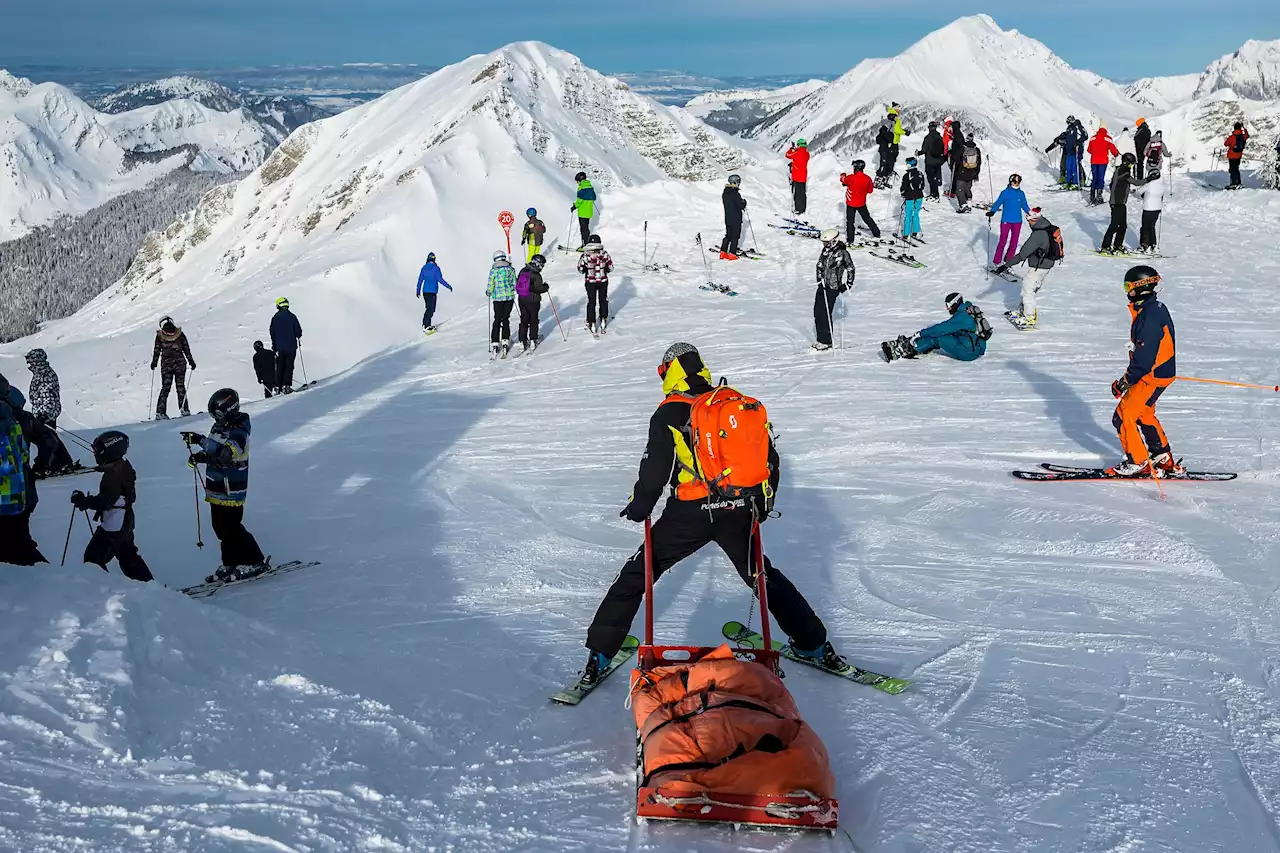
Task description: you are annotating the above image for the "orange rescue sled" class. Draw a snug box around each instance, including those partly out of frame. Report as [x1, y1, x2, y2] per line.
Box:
[631, 518, 838, 830]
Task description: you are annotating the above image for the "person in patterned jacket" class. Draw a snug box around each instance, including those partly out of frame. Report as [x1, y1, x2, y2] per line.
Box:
[151, 316, 197, 419]
[576, 234, 613, 334]
[0, 375, 47, 565]
[486, 251, 517, 357]
[24, 348, 76, 476]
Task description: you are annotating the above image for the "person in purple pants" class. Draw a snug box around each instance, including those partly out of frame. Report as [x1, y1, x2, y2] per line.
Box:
[985, 174, 1031, 265]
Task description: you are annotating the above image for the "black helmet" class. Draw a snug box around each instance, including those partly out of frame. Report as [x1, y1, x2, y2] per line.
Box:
[574, 171, 587, 182]
[530, 253, 546, 269]
[945, 292, 964, 315]
[727, 174, 741, 186]
[1066, 115, 1076, 124]
[928, 120, 938, 129]
[1123, 265, 1160, 302]
[24, 348, 47, 364]
[253, 340, 264, 350]
[852, 159, 866, 172]
[587, 233, 602, 244]
[208, 388, 240, 421]
[92, 430, 129, 465]
[1121, 152, 1136, 165]
[1008, 173, 1022, 184]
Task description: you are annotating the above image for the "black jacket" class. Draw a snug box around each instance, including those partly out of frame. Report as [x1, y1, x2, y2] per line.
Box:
[1045, 131, 1067, 153]
[956, 146, 983, 181]
[82, 459, 138, 534]
[722, 187, 746, 226]
[901, 169, 926, 200]
[816, 243, 855, 291]
[876, 124, 892, 151]
[1134, 124, 1151, 155]
[253, 348, 275, 384]
[270, 308, 303, 353]
[919, 129, 946, 164]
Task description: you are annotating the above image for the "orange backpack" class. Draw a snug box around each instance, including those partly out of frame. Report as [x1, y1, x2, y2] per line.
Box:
[688, 384, 773, 499]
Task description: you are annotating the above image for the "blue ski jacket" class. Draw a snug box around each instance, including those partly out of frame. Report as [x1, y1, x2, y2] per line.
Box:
[270, 308, 302, 354]
[917, 302, 987, 360]
[416, 261, 452, 297]
[199, 412, 252, 507]
[989, 186, 1030, 224]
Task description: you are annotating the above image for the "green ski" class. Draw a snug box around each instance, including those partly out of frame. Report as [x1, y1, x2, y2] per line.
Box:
[550, 635, 641, 706]
[722, 621, 910, 694]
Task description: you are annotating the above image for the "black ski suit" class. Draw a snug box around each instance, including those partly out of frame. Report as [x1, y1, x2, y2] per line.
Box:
[721, 186, 746, 254]
[814, 242, 855, 347]
[1133, 123, 1152, 181]
[919, 129, 946, 198]
[152, 326, 196, 416]
[1102, 165, 1134, 251]
[947, 125, 967, 193]
[77, 459, 153, 582]
[253, 346, 276, 398]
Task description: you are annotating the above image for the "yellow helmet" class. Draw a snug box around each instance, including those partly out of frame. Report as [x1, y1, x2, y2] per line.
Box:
[275, 297, 289, 308]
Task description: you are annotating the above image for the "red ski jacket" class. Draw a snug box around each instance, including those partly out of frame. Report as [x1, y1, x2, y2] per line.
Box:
[840, 171, 874, 207]
[1225, 129, 1249, 159]
[785, 147, 809, 182]
[1088, 131, 1119, 165]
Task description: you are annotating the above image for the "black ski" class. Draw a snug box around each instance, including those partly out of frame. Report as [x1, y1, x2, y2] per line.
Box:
[34, 462, 97, 480]
[868, 250, 926, 269]
[181, 559, 322, 599]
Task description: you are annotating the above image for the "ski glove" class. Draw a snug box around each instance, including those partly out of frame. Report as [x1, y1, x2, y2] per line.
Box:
[1111, 377, 1130, 399]
[985, 211, 995, 218]
[70, 490, 88, 509]
[619, 502, 648, 523]
[150, 361, 158, 370]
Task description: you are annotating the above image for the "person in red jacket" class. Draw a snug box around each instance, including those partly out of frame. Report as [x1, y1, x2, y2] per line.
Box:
[785, 139, 810, 214]
[1087, 126, 1120, 205]
[1224, 122, 1250, 189]
[839, 160, 880, 241]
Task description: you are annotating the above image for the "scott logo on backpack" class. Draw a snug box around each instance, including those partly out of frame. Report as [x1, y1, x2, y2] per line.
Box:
[688, 384, 774, 507]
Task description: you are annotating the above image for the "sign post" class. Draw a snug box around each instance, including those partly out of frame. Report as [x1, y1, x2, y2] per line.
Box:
[498, 210, 515, 255]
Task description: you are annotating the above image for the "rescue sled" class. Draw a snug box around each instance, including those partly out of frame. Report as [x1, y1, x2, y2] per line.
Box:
[631, 518, 839, 831]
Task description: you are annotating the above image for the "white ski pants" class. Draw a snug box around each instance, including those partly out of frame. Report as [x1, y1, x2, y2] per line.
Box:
[1020, 266, 1051, 320]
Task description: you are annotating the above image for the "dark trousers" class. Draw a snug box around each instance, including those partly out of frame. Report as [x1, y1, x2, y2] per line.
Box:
[0, 512, 47, 565]
[578, 217, 591, 247]
[157, 364, 188, 415]
[1228, 158, 1242, 187]
[845, 204, 880, 240]
[490, 299, 514, 343]
[1140, 210, 1161, 249]
[518, 296, 541, 344]
[585, 282, 609, 326]
[814, 287, 840, 346]
[954, 179, 974, 208]
[924, 162, 943, 198]
[1134, 146, 1145, 181]
[275, 350, 297, 390]
[585, 500, 826, 658]
[721, 222, 742, 254]
[948, 157, 961, 192]
[1102, 204, 1128, 250]
[422, 291, 438, 328]
[791, 180, 807, 214]
[210, 503, 264, 567]
[31, 418, 74, 474]
[85, 527, 153, 581]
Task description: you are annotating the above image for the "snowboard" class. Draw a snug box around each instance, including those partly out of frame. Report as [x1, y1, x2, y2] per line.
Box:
[550, 635, 641, 705]
[33, 462, 96, 480]
[868, 250, 926, 269]
[1004, 310, 1037, 331]
[722, 622, 910, 694]
[181, 559, 322, 599]
[699, 283, 738, 297]
[1011, 463, 1236, 482]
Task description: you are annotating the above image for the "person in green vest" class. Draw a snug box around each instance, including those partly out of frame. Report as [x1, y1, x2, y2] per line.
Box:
[571, 171, 596, 249]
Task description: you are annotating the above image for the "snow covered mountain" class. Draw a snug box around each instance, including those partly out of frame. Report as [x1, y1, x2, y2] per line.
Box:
[684, 79, 827, 134]
[1124, 73, 1200, 112]
[1193, 39, 1280, 102]
[101, 99, 274, 173]
[1145, 89, 1280, 176]
[746, 15, 1141, 157]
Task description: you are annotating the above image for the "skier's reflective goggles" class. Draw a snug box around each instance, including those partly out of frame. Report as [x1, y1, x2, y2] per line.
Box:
[657, 361, 671, 379]
[1124, 274, 1160, 292]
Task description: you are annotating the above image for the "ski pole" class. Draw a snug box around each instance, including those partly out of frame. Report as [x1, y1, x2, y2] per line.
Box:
[191, 457, 204, 548]
[60, 505, 76, 566]
[985, 217, 992, 276]
[84, 511, 93, 535]
[1176, 376, 1280, 392]
[745, 212, 758, 253]
[148, 368, 155, 421]
[298, 347, 308, 385]
[546, 292, 568, 342]
[54, 421, 94, 452]
[643, 220, 648, 265]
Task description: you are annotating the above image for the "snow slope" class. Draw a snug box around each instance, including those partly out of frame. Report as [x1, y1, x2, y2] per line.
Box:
[1144, 89, 1280, 176]
[102, 99, 274, 173]
[1124, 73, 1201, 112]
[1194, 39, 1280, 102]
[3, 157, 1280, 852]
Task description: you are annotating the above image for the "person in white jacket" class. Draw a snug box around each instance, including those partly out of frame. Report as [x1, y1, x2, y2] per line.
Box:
[1134, 175, 1165, 253]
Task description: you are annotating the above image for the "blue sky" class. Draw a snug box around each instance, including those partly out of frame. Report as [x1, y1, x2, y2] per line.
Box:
[6, 1, 1278, 79]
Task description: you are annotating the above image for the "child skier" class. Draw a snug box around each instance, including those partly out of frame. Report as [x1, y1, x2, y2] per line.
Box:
[1143, 131, 1169, 178]
[720, 174, 747, 259]
[184, 388, 267, 581]
[1134, 174, 1165, 253]
[840, 160, 880, 240]
[811, 228, 855, 352]
[486, 251, 517, 357]
[577, 235, 613, 335]
[151, 316, 197, 418]
[881, 292, 991, 362]
[985, 174, 1030, 265]
[516, 253, 548, 352]
[415, 251, 453, 334]
[520, 209, 546, 262]
[71, 430, 153, 582]
[994, 208, 1061, 329]
[252, 341, 276, 398]
[899, 157, 925, 239]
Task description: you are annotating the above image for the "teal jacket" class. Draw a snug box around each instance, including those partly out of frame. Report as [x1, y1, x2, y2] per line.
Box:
[486, 259, 517, 301]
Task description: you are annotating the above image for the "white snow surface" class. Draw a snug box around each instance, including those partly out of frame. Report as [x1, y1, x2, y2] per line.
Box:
[1194, 38, 1280, 102]
[1124, 73, 1201, 112]
[102, 99, 275, 173]
[1143, 89, 1280, 176]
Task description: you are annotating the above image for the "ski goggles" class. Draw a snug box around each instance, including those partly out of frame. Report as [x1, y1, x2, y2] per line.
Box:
[657, 361, 671, 379]
[1124, 274, 1160, 292]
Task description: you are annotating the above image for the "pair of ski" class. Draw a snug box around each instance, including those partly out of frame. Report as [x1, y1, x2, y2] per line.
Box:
[550, 622, 910, 705]
[767, 224, 820, 239]
[868, 249, 926, 269]
[180, 559, 322, 599]
[1011, 462, 1235, 482]
[700, 282, 738, 297]
[707, 248, 765, 261]
[849, 238, 893, 250]
[34, 462, 97, 480]
[987, 266, 1021, 283]
[1092, 250, 1176, 259]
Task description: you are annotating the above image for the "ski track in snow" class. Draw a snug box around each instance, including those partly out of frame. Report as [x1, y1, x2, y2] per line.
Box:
[3, 156, 1280, 852]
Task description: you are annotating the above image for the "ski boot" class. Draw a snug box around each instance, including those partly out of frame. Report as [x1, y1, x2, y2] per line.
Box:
[719, 251, 738, 261]
[208, 565, 240, 583]
[880, 335, 917, 362]
[238, 560, 271, 579]
[598, 317, 609, 334]
[521, 340, 530, 353]
[154, 411, 169, 421]
[1150, 452, 1185, 478]
[790, 640, 848, 671]
[1105, 457, 1152, 478]
[489, 342, 500, 360]
[810, 342, 833, 352]
[579, 650, 612, 686]
[500, 339, 511, 359]
[180, 406, 191, 417]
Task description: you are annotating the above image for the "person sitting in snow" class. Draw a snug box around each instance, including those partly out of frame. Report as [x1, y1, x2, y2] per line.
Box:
[880, 293, 991, 363]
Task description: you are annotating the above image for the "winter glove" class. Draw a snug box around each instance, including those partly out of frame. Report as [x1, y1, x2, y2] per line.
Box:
[618, 502, 648, 523]
[189, 362, 196, 370]
[150, 361, 158, 371]
[1111, 377, 1130, 399]
[180, 431, 205, 445]
[443, 282, 453, 291]
[70, 490, 88, 510]
[985, 210, 995, 218]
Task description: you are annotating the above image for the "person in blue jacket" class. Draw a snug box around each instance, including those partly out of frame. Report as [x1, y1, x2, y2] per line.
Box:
[415, 252, 452, 334]
[1064, 118, 1084, 189]
[269, 297, 303, 394]
[881, 292, 991, 362]
[985, 174, 1031, 265]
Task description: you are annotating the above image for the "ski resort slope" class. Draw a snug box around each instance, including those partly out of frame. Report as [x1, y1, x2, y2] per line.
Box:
[4, 156, 1280, 852]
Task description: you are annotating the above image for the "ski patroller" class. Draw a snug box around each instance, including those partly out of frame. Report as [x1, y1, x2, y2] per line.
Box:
[1011, 463, 1236, 482]
[181, 559, 322, 599]
[722, 622, 910, 694]
[549, 635, 640, 705]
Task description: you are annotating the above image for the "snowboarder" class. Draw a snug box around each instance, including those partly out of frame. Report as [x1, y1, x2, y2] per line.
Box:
[840, 160, 880, 240]
[1106, 266, 1181, 477]
[1143, 130, 1169, 178]
[71, 431, 153, 582]
[577, 235, 613, 335]
[720, 174, 747, 259]
[1087, 125, 1120, 205]
[786, 139, 810, 214]
[899, 157, 925, 238]
[415, 251, 453, 334]
[571, 172, 596, 248]
[269, 298, 303, 393]
[1134, 173, 1165, 253]
[953, 138, 982, 213]
[516, 253, 549, 352]
[151, 316, 196, 418]
[985, 174, 1030, 265]
[1063, 117, 1084, 190]
[520, 208, 546, 262]
[811, 228, 854, 351]
[918, 120, 946, 200]
[183, 389, 267, 581]
[1133, 118, 1151, 181]
[1224, 122, 1250, 189]
[881, 292, 991, 362]
[578, 342, 844, 685]
[486, 250, 517, 356]
[1100, 153, 1138, 253]
[994, 208, 1060, 328]
[23, 348, 75, 476]
[252, 342, 276, 398]
[947, 119, 967, 196]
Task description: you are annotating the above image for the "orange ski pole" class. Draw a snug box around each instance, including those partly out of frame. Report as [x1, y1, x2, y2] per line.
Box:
[1176, 376, 1279, 392]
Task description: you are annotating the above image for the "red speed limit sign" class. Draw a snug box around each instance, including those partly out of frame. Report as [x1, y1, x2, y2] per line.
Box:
[498, 210, 515, 254]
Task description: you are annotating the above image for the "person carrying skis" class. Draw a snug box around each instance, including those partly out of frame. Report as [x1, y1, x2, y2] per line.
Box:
[953, 138, 982, 213]
[785, 139, 810, 214]
[839, 160, 879, 241]
[571, 172, 596, 248]
[486, 250, 517, 356]
[23, 348, 75, 476]
[70, 431, 153, 582]
[985, 174, 1030, 265]
[151, 316, 196, 418]
[269, 298, 302, 393]
[1101, 153, 1138, 254]
[881, 292, 990, 362]
[415, 251, 453, 334]
[1134, 173, 1165, 253]
[720, 174, 747, 259]
[578, 342, 844, 685]
[252, 341, 276, 398]
[1062, 117, 1084, 190]
[520, 208, 546, 262]
[1133, 118, 1151, 181]
[577, 235, 613, 335]
[994, 207, 1060, 329]
[947, 119, 967, 196]
[1224, 122, 1250, 189]
[1144, 130, 1169, 178]
[918, 120, 946, 200]
[1088, 125, 1120, 205]
[183, 388, 267, 581]
[516, 253, 548, 352]
[1106, 266, 1181, 477]
[811, 228, 855, 352]
[899, 156, 925, 239]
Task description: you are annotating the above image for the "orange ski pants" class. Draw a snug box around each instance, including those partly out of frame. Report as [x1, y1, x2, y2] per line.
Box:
[1112, 376, 1171, 464]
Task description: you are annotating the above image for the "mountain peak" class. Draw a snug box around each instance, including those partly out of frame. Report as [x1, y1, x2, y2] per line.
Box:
[1194, 37, 1280, 100]
[0, 69, 35, 98]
